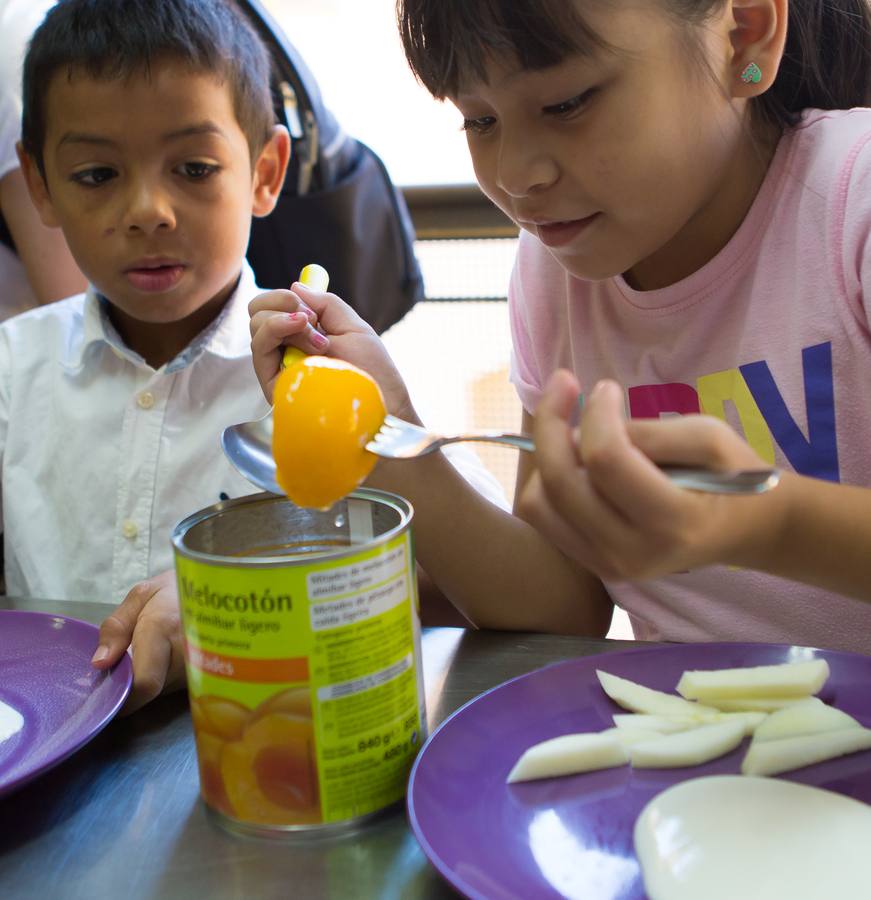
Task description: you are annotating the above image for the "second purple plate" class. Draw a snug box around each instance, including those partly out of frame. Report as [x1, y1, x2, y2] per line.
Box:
[407, 641, 871, 900]
[0, 609, 132, 797]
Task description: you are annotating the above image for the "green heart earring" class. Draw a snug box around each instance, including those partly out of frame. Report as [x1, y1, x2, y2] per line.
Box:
[740, 61, 763, 84]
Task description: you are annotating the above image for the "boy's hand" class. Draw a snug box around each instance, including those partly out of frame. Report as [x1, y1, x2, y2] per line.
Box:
[91, 569, 186, 715]
[518, 372, 778, 580]
[249, 281, 415, 418]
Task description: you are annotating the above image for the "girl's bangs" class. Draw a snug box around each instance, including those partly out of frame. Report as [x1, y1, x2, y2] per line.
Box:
[399, 0, 605, 98]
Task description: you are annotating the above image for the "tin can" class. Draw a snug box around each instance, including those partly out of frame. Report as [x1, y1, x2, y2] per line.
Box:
[171, 489, 426, 837]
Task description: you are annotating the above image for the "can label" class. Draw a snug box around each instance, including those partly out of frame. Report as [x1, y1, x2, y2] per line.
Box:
[175, 530, 424, 829]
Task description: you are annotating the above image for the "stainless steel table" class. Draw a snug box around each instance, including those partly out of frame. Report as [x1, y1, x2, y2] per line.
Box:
[0, 597, 636, 899]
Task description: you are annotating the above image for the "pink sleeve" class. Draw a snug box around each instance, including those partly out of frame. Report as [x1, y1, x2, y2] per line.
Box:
[837, 130, 871, 331]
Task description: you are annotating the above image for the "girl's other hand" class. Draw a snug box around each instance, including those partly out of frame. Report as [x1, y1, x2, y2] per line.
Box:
[249, 282, 416, 418]
[518, 372, 778, 580]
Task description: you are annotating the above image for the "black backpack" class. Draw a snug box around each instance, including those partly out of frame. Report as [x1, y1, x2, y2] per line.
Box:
[238, 0, 424, 334]
[0, 0, 424, 335]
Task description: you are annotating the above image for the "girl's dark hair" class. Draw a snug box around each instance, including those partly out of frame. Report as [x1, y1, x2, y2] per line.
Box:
[397, 0, 871, 130]
[22, 0, 275, 173]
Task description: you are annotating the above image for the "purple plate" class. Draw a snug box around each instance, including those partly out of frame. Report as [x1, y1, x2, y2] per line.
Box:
[0, 609, 132, 797]
[407, 642, 871, 900]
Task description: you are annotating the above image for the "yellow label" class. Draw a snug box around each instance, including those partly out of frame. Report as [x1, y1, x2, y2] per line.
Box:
[175, 532, 425, 827]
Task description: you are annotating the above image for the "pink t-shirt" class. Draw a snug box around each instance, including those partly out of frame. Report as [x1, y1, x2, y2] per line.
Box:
[509, 108, 871, 654]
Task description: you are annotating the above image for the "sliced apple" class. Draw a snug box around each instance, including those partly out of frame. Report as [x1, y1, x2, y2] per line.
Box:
[612, 714, 700, 734]
[599, 726, 664, 748]
[706, 711, 767, 736]
[752, 698, 861, 743]
[703, 696, 811, 713]
[677, 659, 830, 702]
[506, 732, 628, 783]
[741, 728, 871, 777]
[629, 720, 746, 769]
[597, 670, 717, 718]
[613, 710, 765, 737]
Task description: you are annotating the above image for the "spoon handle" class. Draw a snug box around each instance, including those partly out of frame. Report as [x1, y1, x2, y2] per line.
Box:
[281, 263, 330, 368]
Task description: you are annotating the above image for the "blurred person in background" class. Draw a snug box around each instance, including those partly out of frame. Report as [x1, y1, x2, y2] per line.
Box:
[0, 0, 85, 315]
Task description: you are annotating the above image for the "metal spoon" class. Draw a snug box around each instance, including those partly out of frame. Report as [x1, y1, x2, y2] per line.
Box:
[223, 409, 780, 497]
[223, 407, 284, 494]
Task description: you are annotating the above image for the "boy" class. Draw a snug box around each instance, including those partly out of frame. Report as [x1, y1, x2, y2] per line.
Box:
[11, 0, 313, 710]
[16, 0, 506, 712]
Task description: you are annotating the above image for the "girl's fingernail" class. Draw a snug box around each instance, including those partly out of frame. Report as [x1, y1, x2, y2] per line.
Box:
[286, 312, 307, 322]
[310, 331, 329, 349]
[92, 645, 109, 663]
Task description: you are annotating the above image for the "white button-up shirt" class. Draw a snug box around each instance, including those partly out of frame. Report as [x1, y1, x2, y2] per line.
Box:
[0, 264, 269, 602]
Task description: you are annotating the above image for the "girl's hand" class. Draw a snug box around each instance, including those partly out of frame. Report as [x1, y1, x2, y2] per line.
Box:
[248, 284, 329, 402]
[517, 372, 778, 580]
[249, 282, 415, 417]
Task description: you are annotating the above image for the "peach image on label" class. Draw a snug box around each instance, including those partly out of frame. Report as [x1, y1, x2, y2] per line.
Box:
[190, 695, 250, 817]
[190, 688, 321, 826]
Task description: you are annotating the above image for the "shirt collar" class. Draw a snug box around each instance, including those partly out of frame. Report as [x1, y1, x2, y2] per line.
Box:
[65, 262, 259, 372]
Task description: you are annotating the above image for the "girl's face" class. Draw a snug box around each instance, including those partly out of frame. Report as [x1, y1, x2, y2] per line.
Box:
[453, 1, 771, 290]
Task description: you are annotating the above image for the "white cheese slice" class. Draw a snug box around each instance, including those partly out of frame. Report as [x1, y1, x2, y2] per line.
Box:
[635, 775, 871, 900]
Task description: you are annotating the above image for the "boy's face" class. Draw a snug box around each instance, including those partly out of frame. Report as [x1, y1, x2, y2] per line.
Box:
[22, 60, 287, 362]
[452, 1, 772, 291]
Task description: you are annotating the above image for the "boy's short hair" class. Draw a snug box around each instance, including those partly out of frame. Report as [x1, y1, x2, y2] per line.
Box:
[22, 0, 276, 173]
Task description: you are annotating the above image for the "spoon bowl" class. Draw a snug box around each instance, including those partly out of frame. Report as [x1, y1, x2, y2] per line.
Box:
[222, 411, 282, 495]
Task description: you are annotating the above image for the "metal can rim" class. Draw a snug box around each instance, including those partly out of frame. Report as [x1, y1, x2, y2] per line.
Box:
[171, 488, 414, 567]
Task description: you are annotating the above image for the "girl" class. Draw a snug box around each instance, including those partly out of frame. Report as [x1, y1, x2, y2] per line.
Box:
[250, 0, 871, 654]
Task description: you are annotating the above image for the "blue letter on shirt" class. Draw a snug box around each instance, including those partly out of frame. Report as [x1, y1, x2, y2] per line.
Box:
[740, 342, 839, 482]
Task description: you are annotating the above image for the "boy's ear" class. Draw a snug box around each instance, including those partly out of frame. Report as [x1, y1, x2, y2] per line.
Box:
[15, 142, 62, 228]
[727, 0, 788, 97]
[251, 125, 291, 218]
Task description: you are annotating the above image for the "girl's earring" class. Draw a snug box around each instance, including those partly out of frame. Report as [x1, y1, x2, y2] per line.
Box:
[740, 61, 763, 85]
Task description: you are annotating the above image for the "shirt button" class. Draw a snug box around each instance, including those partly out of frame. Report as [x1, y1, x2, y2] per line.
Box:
[137, 391, 155, 410]
[122, 520, 139, 540]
